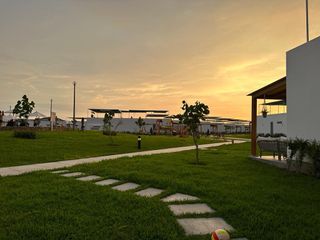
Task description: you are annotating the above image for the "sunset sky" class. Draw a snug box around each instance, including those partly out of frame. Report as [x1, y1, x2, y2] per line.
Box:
[0, 0, 319, 119]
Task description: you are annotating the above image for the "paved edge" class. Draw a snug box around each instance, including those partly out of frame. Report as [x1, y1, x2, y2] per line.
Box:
[0, 141, 245, 177]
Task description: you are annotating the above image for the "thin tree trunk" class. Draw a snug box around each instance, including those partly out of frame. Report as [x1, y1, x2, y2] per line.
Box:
[192, 131, 199, 164]
[108, 124, 113, 143]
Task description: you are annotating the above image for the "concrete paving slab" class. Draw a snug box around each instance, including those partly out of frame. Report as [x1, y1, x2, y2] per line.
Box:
[0, 141, 246, 177]
[61, 172, 84, 177]
[112, 182, 140, 191]
[135, 188, 164, 197]
[177, 218, 234, 235]
[162, 193, 199, 202]
[169, 203, 215, 216]
[76, 175, 102, 181]
[51, 170, 69, 174]
[95, 179, 120, 186]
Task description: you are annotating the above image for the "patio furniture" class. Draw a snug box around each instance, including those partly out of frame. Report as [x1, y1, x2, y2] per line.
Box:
[257, 137, 288, 161]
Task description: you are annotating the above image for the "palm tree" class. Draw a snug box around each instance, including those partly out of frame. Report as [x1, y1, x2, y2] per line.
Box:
[135, 117, 146, 134]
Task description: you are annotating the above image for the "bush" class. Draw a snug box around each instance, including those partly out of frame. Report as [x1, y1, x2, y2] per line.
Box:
[288, 138, 309, 172]
[308, 140, 320, 178]
[13, 130, 37, 139]
[257, 133, 287, 138]
[102, 130, 117, 136]
[288, 138, 320, 177]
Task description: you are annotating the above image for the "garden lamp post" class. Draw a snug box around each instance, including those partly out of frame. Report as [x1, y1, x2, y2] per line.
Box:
[72, 81, 76, 130]
[137, 136, 142, 149]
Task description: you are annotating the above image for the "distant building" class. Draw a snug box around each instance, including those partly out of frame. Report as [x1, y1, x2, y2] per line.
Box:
[85, 108, 250, 134]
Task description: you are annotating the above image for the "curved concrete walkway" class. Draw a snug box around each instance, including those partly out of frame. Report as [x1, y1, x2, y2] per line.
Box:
[0, 140, 245, 177]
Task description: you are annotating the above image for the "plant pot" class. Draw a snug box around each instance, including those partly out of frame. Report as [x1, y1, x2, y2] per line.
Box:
[262, 111, 268, 118]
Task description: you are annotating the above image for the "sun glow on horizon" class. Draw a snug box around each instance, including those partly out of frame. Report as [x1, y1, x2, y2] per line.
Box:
[0, 0, 319, 120]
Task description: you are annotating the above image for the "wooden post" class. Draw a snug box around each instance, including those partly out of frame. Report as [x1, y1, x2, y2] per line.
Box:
[251, 97, 257, 156]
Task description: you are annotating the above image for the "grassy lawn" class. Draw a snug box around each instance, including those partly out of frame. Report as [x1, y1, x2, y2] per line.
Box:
[0, 131, 220, 167]
[1, 143, 320, 239]
[224, 133, 251, 139]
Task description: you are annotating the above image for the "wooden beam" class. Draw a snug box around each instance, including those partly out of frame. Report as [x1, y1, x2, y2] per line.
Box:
[251, 97, 257, 156]
[248, 77, 286, 99]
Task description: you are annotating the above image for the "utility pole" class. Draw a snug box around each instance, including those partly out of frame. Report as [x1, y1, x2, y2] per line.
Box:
[73, 81, 76, 130]
[50, 99, 53, 131]
[306, 0, 310, 42]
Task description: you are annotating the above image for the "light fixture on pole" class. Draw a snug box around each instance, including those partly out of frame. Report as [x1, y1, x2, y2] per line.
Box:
[73, 81, 76, 130]
[50, 99, 53, 131]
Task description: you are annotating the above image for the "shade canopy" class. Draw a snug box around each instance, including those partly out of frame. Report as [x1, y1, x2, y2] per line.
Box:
[90, 109, 168, 114]
[29, 111, 47, 119]
[262, 100, 286, 106]
[248, 77, 286, 100]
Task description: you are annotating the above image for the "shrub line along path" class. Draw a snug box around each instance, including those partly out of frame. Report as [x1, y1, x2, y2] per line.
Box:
[0, 141, 245, 177]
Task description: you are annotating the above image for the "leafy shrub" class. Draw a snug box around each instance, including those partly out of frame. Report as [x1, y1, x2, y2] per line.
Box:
[13, 130, 37, 139]
[288, 138, 320, 177]
[102, 130, 117, 136]
[307, 140, 320, 178]
[257, 133, 287, 138]
[288, 138, 309, 172]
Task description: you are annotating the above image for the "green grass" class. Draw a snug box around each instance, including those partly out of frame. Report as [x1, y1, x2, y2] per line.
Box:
[0, 131, 220, 167]
[1, 143, 320, 239]
[224, 133, 251, 139]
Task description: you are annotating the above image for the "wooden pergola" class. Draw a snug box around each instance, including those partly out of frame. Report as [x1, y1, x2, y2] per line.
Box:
[247, 77, 286, 156]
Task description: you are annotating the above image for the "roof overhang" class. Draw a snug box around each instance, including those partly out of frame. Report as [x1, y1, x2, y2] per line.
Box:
[248, 77, 286, 100]
[89, 109, 168, 114]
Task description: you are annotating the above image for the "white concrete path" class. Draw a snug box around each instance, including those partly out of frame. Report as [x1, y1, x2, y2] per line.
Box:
[0, 141, 245, 177]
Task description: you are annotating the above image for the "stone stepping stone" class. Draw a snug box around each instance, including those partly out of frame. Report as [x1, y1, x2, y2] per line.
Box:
[162, 193, 199, 202]
[135, 188, 164, 197]
[76, 175, 102, 182]
[61, 172, 84, 177]
[95, 179, 120, 186]
[177, 218, 234, 236]
[169, 203, 215, 216]
[112, 182, 140, 192]
[51, 170, 69, 174]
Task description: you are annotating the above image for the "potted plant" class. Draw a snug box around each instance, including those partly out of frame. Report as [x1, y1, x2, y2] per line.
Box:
[261, 108, 268, 118]
[288, 138, 309, 172]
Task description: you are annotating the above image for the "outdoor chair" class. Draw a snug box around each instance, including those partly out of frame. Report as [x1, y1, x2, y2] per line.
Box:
[257, 137, 288, 161]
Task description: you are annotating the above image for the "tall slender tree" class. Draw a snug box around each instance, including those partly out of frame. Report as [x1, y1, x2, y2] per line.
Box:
[135, 117, 146, 134]
[103, 112, 115, 142]
[174, 100, 210, 164]
[13, 95, 35, 126]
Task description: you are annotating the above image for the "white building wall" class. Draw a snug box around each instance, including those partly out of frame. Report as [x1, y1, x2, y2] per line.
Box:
[85, 118, 159, 133]
[287, 36, 320, 140]
[216, 124, 225, 133]
[199, 123, 212, 133]
[257, 113, 287, 135]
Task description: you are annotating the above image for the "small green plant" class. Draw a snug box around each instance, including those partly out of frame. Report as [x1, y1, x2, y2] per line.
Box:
[174, 100, 210, 164]
[288, 138, 309, 172]
[103, 112, 115, 143]
[135, 117, 146, 134]
[261, 108, 268, 118]
[13, 95, 35, 126]
[307, 140, 320, 178]
[13, 130, 37, 139]
[102, 131, 117, 136]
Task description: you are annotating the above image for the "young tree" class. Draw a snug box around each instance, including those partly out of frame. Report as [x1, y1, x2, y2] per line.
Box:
[13, 95, 35, 126]
[103, 112, 115, 142]
[175, 100, 210, 164]
[135, 117, 146, 134]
